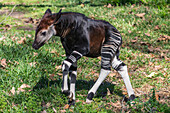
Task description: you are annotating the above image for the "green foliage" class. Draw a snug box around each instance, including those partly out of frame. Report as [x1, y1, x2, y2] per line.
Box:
[0, 92, 8, 111]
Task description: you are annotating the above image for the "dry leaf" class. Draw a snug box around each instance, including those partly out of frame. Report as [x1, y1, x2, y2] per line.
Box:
[128, 30, 132, 33]
[154, 25, 160, 30]
[53, 107, 57, 113]
[17, 84, 31, 92]
[1, 58, 7, 67]
[107, 4, 112, 8]
[0, 36, 6, 41]
[97, 57, 101, 60]
[108, 72, 115, 77]
[33, 52, 38, 56]
[15, 61, 19, 65]
[80, 4, 84, 8]
[110, 101, 121, 108]
[135, 13, 145, 18]
[55, 65, 61, 70]
[17, 37, 26, 44]
[10, 87, 15, 95]
[60, 110, 66, 113]
[64, 104, 70, 109]
[155, 94, 159, 101]
[157, 35, 170, 42]
[107, 88, 111, 96]
[146, 72, 156, 78]
[27, 34, 32, 38]
[145, 33, 150, 37]
[29, 62, 36, 67]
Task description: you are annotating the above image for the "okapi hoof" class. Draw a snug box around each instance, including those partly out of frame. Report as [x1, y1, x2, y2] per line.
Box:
[124, 94, 136, 102]
[129, 94, 135, 101]
[86, 92, 94, 104]
[68, 99, 75, 106]
[62, 90, 70, 96]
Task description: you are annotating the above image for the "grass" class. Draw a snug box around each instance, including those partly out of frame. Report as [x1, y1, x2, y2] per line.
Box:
[0, 0, 170, 112]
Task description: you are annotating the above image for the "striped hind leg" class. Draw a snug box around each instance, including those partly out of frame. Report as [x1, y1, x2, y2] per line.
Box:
[112, 51, 135, 101]
[86, 37, 119, 103]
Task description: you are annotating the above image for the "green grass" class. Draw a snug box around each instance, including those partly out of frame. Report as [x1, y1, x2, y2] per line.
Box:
[0, 0, 170, 112]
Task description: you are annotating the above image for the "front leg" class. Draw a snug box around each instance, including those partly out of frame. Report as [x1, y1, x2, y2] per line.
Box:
[68, 62, 77, 106]
[61, 51, 82, 99]
[61, 60, 72, 95]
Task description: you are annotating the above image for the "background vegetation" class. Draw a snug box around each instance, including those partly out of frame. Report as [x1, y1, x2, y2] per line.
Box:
[0, 0, 169, 112]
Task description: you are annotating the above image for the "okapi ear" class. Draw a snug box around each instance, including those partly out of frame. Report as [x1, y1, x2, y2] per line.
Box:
[43, 8, 52, 18]
[53, 9, 62, 24]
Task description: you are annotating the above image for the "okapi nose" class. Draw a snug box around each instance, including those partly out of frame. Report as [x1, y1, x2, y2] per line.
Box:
[32, 42, 38, 50]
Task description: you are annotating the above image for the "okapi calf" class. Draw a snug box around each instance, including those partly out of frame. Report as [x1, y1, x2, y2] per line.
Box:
[32, 9, 135, 105]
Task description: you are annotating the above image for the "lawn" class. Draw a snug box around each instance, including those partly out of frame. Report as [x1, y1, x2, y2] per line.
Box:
[0, 0, 169, 112]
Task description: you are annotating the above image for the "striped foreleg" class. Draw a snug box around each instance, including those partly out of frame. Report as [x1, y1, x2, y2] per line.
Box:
[61, 51, 82, 99]
[68, 63, 77, 106]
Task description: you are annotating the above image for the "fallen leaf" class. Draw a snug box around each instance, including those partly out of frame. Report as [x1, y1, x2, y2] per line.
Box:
[0, 36, 6, 41]
[107, 4, 112, 8]
[128, 30, 132, 33]
[110, 101, 121, 108]
[17, 37, 26, 44]
[55, 65, 61, 70]
[146, 72, 156, 78]
[29, 62, 36, 67]
[108, 72, 115, 77]
[145, 33, 150, 37]
[27, 34, 32, 38]
[46, 102, 51, 108]
[60, 110, 66, 113]
[107, 88, 111, 96]
[97, 57, 101, 60]
[154, 25, 160, 30]
[17, 84, 31, 92]
[157, 35, 170, 42]
[80, 4, 84, 8]
[10, 87, 15, 95]
[135, 13, 145, 18]
[155, 94, 159, 101]
[53, 107, 57, 113]
[1, 58, 7, 67]
[14, 61, 19, 65]
[33, 52, 38, 56]
[64, 104, 70, 109]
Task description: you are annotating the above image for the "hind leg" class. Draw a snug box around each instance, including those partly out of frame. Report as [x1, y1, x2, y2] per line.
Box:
[86, 44, 117, 103]
[112, 51, 135, 100]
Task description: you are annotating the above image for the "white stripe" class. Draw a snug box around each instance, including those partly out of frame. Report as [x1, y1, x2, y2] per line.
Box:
[63, 60, 72, 67]
[111, 33, 121, 39]
[73, 51, 83, 57]
[112, 31, 121, 36]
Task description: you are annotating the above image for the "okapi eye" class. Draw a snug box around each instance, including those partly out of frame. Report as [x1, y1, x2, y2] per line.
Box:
[41, 31, 46, 36]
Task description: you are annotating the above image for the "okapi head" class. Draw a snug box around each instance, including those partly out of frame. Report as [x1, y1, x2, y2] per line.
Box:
[32, 9, 62, 50]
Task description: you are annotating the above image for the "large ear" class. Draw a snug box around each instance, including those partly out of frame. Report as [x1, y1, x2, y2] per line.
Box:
[53, 9, 62, 24]
[43, 8, 52, 18]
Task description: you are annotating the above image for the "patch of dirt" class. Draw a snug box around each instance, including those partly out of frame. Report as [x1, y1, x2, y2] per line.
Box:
[17, 26, 35, 31]
[0, 9, 39, 31]
[10, 11, 25, 19]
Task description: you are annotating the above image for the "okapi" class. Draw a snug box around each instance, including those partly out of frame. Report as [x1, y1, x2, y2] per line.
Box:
[32, 9, 135, 106]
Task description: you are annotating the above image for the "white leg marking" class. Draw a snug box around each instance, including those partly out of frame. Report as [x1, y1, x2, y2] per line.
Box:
[118, 65, 134, 97]
[88, 69, 111, 94]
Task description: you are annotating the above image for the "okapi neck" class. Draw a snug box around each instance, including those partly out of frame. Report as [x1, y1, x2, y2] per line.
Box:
[54, 14, 74, 38]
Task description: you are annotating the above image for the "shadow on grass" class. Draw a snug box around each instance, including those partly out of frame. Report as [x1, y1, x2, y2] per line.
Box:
[33, 75, 123, 99]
